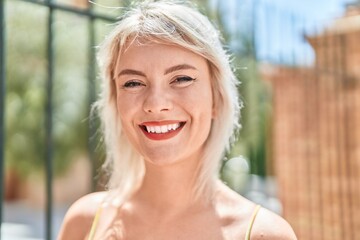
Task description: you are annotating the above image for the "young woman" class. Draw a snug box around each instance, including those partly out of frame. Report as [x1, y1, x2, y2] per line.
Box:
[58, 1, 297, 239]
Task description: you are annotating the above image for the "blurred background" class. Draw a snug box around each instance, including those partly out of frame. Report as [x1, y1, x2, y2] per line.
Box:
[0, 0, 359, 239]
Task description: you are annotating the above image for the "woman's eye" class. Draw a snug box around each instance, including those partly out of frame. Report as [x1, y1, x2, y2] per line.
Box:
[172, 76, 196, 85]
[122, 80, 145, 89]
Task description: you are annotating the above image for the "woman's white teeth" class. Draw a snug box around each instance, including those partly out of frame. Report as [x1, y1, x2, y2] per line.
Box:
[145, 123, 180, 133]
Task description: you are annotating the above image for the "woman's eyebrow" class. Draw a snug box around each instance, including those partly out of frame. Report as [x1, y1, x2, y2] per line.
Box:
[117, 64, 196, 77]
[117, 69, 146, 77]
[164, 64, 196, 75]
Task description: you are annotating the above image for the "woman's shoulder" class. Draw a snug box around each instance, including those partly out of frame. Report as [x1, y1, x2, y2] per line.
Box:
[57, 191, 108, 240]
[250, 206, 297, 240]
[215, 182, 297, 240]
[63, 191, 107, 217]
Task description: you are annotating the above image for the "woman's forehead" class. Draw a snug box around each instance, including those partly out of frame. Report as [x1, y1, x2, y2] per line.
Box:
[114, 43, 209, 76]
[115, 40, 207, 68]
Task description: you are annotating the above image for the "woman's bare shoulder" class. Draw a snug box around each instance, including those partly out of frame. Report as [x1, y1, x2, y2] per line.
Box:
[57, 191, 108, 240]
[215, 182, 297, 239]
[250, 207, 297, 240]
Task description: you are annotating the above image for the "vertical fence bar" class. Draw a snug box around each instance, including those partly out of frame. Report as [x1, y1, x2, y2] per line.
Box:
[332, 32, 345, 240]
[264, 2, 272, 63]
[339, 33, 353, 239]
[311, 27, 324, 240]
[45, 0, 54, 239]
[354, 32, 360, 240]
[251, 0, 258, 61]
[87, 1, 97, 192]
[250, 0, 258, 175]
[308, 22, 324, 240]
[299, 15, 313, 239]
[0, 0, 6, 237]
[321, 29, 332, 240]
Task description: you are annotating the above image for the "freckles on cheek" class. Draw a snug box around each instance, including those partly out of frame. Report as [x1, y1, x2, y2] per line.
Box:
[116, 94, 131, 114]
[116, 94, 139, 131]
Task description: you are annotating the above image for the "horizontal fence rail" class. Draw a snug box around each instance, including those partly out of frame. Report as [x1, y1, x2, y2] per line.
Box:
[21, 0, 118, 22]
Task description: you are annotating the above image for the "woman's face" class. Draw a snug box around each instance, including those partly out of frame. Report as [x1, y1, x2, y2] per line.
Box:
[114, 42, 214, 166]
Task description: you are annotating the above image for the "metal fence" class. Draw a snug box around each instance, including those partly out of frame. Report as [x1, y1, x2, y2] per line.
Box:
[0, 0, 117, 239]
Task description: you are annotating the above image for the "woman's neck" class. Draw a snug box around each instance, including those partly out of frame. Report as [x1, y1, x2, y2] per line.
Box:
[129, 158, 212, 219]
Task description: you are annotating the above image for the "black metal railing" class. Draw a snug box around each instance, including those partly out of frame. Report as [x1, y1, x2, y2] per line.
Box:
[0, 0, 118, 239]
[0, 0, 6, 237]
[44, 1, 55, 238]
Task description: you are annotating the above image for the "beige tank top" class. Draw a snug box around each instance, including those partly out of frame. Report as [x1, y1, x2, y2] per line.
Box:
[88, 205, 261, 240]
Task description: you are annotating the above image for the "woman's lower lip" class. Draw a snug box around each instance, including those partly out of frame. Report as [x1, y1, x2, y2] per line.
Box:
[140, 124, 184, 141]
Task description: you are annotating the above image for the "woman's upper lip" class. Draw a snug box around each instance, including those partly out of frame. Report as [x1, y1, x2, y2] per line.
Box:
[140, 120, 185, 126]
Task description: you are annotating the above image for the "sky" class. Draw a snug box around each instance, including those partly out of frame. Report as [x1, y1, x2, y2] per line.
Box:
[217, 0, 358, 65]
[265, 0, 355, 21]
[258, 0, 356, 64]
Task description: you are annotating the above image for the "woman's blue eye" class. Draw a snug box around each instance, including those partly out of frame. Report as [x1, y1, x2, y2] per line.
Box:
[123, 81, 144, 88]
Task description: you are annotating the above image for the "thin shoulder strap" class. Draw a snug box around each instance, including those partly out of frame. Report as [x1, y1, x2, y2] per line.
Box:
[245, 205, 261, 240]
[88, 206, 103, 240]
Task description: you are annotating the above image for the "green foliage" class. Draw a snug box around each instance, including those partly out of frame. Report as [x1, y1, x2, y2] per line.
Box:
[233, 57, 272, 177]
[6, 2, 91, 177]
[6, 2, 47, 177]
[204, 0, 272, 177]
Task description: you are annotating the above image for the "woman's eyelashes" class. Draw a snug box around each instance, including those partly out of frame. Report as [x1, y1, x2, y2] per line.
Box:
[122, 80, 145, 89]
[171, 76, 197, 86]
[121, 76, 196, 90]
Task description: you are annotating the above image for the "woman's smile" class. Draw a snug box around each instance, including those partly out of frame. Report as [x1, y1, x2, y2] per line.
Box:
[139, 120, 186, 141]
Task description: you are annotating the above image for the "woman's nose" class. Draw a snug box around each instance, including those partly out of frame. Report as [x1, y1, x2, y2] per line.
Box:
[143, 87, 173, 113]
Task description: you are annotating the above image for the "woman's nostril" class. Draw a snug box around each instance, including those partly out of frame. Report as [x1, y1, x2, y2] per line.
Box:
[143, 94, 173, 113]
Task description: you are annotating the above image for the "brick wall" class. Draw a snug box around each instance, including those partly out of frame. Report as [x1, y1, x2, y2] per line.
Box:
[264, 19, 360, 239]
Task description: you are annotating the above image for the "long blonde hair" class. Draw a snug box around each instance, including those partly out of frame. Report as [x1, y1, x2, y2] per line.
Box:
[96, 0, 241, 204]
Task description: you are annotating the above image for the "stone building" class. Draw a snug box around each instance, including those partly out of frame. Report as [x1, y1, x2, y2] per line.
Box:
[264, 2, 360, 239]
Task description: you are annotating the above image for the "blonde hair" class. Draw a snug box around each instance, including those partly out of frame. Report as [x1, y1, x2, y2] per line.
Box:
[96, 0, 241, 204]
